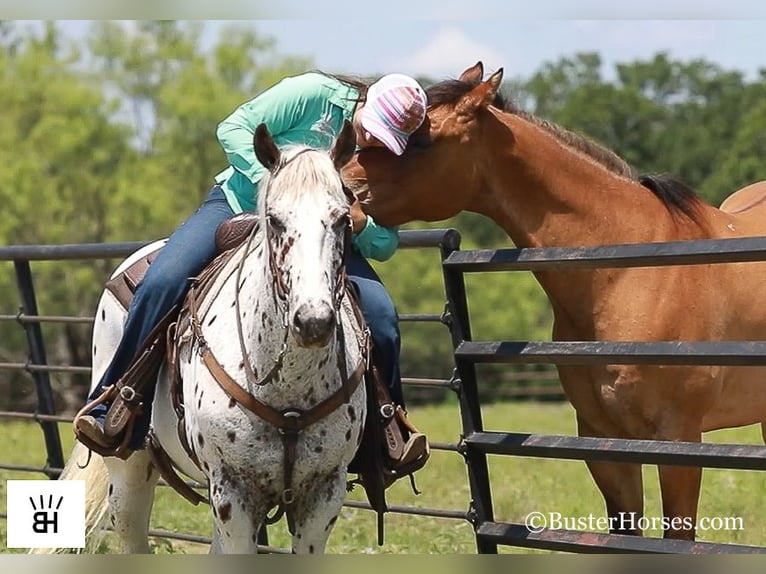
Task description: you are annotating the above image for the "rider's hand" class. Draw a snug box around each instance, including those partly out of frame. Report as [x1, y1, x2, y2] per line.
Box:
[349, 195, 368, 234]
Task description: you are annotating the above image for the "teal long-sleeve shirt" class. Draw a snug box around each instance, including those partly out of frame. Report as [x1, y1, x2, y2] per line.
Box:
[214, 72, 399, 262]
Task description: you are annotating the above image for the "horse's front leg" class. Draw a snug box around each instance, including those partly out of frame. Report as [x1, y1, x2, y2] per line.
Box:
[103, 449, 160, 553]
[656, 422, 703, 541]
[577, 415, 645, 536]
[291, 469, 347, 554]
[207, 474, 269, 553]
[657, 463, 702, 540]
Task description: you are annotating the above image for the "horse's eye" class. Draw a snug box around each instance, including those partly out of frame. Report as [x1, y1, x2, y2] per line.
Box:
[267, 215, 286, 233]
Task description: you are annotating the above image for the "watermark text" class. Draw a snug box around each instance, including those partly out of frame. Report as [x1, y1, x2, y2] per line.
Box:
[524, 511, 744, 534]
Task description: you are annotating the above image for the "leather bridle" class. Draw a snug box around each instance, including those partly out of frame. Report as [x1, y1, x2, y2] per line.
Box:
[187, 164, 367, 533]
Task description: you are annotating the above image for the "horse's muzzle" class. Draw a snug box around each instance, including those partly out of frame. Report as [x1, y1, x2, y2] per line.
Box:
[292, 302, 336, 348]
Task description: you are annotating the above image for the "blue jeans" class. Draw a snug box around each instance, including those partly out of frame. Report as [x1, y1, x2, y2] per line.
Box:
[87, 186, 234, 447]
[87, 185, 404, 448]
[346, 252, 404, 406]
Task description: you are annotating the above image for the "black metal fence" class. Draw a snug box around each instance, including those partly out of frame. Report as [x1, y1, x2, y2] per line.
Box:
[0, 229, 478, 552]
[442, 235, 766, 554]
[4, 232, 766, 553]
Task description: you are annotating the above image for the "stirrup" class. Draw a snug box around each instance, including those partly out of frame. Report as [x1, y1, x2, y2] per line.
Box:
[72, 386, 135, 459]
[73, 416, 111, 447]
[103, 385, 143, 439]
[389, 407, 431, 477]
[400, 432, 429, 466]
[72, 384, 116, 443]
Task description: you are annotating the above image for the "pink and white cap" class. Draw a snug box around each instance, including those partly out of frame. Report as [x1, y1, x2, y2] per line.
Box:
[361, 73, 427, 155]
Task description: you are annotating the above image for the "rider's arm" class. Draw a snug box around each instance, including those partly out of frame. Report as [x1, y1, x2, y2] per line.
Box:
[352, 218, 399, 262]
[216, 73, 325, 185]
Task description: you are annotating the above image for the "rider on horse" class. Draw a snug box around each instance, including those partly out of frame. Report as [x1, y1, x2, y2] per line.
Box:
[74, 71, 430, 471]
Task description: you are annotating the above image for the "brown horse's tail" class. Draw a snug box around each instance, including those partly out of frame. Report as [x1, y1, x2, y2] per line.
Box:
[28, 441, 110, 554]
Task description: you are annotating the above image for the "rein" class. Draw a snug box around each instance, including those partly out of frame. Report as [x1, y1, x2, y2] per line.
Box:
[188, 278, 364, 532]
[186, 177, 364, 533]
[234, 226, 289, 388]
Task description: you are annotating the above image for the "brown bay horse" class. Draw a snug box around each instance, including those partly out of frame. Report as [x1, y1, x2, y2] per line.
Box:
[342, 62, 766, 541]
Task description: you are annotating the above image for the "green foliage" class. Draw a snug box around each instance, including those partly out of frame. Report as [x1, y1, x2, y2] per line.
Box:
[520, 51, 757, 207]
[2, 22, 766, 410]
[702, 96, 766, 204]
[0, 21, 315, 410]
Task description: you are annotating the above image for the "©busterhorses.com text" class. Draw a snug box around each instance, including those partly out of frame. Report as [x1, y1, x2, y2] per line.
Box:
[524, 511, 744, 534]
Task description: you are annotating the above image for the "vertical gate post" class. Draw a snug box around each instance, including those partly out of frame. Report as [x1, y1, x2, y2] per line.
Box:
[438, 231, 497, 554]
[13, 259, 65, 478]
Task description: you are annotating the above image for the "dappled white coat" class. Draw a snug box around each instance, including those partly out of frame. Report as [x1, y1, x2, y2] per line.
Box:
[45, 136, 367, 554]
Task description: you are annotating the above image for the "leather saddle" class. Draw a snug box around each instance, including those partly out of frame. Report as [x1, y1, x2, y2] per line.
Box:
[105, 213, 259, 312]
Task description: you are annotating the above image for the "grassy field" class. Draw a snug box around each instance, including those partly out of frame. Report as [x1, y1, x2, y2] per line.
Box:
[2, 398, 766, 554]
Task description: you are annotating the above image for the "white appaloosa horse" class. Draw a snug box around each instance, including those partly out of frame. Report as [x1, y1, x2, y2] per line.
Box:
[47, 121, 367, 553]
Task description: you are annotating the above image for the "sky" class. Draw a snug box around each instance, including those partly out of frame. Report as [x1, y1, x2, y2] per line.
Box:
[50, 18, 766, 84]
[250, 20, 766, 81]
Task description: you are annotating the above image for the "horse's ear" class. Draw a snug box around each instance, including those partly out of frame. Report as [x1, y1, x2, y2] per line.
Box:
[458, 61, 484, 86]
[254, 123, 281, 172]
[484, 68, 504, 103]
[331, 120, 356, 170]
[456, 68, 504, 117]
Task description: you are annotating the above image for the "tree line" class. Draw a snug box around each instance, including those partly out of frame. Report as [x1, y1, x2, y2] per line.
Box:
[1, 21, 764, 411]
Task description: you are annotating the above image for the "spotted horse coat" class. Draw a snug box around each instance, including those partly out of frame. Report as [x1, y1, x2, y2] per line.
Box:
[50, 121, 368, 554]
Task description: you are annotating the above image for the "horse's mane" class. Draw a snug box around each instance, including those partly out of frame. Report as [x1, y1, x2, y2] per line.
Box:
[257, 145, 346, 214]
[637, 174, 703, 222]
[425, 78, 704, 223]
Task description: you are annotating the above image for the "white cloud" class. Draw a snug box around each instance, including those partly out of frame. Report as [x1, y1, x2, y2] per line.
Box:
[391, 26, 506, 79]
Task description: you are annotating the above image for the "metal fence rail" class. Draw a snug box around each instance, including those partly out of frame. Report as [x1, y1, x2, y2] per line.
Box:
[442, 235, 766, 271]
[440, 235, 766, 554]
[5, 232, 766, 554]
[0, 229, 477, 552]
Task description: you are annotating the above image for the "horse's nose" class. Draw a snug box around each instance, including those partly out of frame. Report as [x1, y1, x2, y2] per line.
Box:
[292, 301, 335, 348]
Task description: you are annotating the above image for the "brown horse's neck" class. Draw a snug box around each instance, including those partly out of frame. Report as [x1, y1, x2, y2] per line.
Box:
[472, 110, 711, 335]
[474, 109, 697, 249]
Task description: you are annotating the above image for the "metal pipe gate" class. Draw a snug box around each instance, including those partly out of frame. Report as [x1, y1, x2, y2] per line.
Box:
[4, 233, 766, 553]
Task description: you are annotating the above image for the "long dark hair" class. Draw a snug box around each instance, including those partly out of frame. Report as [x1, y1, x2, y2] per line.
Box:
[313, 70, 374, 103]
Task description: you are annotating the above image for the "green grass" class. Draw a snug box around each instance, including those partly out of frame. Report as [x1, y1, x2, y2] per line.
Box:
[2, 399, 765, 553]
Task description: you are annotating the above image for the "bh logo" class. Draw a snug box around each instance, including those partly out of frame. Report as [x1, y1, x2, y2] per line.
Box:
[29, 494, 63, 533]
[6, 479, 85, 548]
